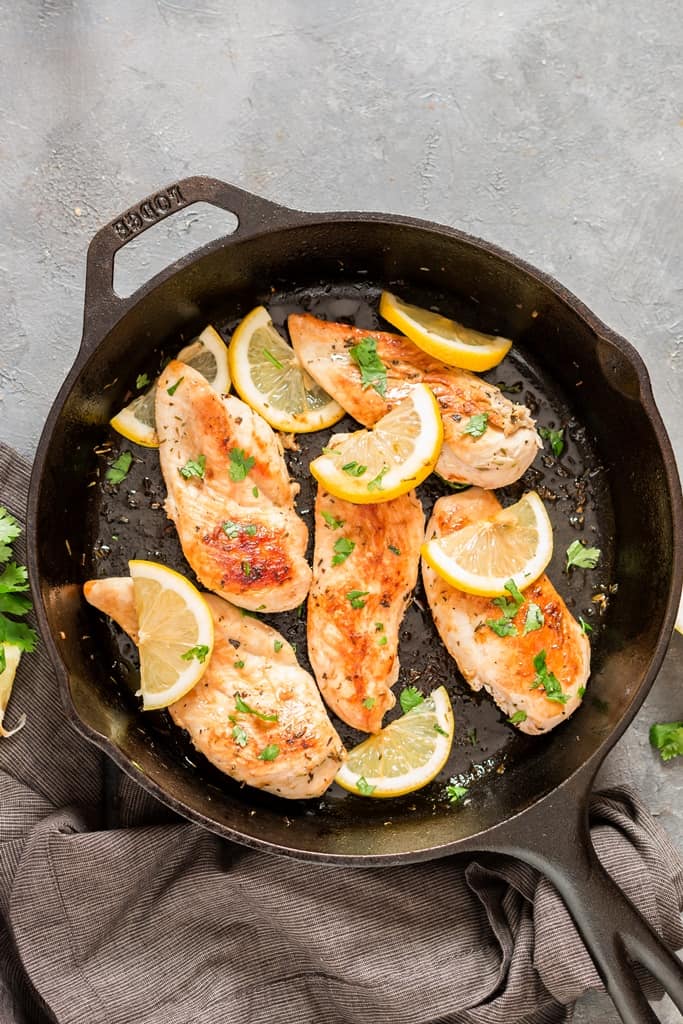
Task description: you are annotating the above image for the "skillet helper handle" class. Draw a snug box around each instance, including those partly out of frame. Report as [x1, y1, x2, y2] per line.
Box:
[81, 176, 297, 348]
[490, 776, 683, 1024]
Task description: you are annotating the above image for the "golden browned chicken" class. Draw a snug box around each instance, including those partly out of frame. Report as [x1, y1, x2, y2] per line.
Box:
[307, 487, 425, 733]
[422, 489, 589, 734]
[155, 361, 311, 612]
[84, 578, 345, 799]
[288, 313, 541, 489]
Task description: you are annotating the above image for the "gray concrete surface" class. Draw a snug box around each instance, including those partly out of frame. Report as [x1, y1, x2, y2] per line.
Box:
[0, 1, 681, 1020]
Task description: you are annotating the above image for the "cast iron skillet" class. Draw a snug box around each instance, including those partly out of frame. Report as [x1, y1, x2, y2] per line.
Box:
[28, 177, 683, 1023]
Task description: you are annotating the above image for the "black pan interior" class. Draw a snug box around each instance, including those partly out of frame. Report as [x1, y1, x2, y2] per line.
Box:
[32, 219, 676, 860]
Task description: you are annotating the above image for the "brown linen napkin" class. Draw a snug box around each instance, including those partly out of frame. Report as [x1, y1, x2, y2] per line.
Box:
[1, 441, 682, 1024]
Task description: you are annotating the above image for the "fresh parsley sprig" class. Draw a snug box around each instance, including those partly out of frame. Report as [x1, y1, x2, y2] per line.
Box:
[0, 507, 36, 737]
[649, 721, 683, 763]
[566, 540, 601, 571]
[349, 336, 387, 398]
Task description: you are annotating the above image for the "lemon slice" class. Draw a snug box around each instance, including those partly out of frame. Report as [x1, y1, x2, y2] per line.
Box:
[110, 325, 230, 447]
[228, 305, 345, 432]
[380, 291, 513, 372]
[129, 560, 214, 710]
[335, 686, 454, 798]
[422, 491, 553, 597]
[310, 383, 443, 504]
[675, 588, 683, 635]
[0, 644, 25, 738]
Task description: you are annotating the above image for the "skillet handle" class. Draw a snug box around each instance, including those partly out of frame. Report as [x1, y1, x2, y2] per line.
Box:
[487, 772, 683, 1024]
[81, 175, 299, 348]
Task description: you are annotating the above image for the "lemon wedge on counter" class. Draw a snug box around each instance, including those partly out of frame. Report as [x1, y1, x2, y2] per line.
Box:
[335, 686, 454, 798]
[675, 589, 683, 635]
[422, 490, 553, 597]
[0, 644, 25, 737]
[110, 325, 230, 447]
[380, 291, 513, 372]
[129, 560, 214, 710]
[228, 305, 345, 432]
[309, 383, 443, 503]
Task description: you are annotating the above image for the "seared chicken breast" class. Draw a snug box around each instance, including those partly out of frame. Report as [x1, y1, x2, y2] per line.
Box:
[422, 489, 589, 734]
[307, 487, 425, 732]
[84, 578, 345, 799]
[289, 313, 541, 489]
[156, 361, 311, 612]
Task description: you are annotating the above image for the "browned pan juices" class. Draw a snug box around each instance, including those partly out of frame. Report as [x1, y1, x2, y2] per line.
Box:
[85, 281, 614, 823]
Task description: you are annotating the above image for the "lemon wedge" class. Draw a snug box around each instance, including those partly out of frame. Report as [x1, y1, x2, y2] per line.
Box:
[129, 560, 214, 710]
[335, 686, 454, 798]
[309, 383, 443, 504]
[228, 305, 344, 432]
[0, 644, 25, 737]
[110, 325, 230, 447]
[675, 588, 683, 635]
[380, 291, 513, 372]
[422, 491, 553, 597]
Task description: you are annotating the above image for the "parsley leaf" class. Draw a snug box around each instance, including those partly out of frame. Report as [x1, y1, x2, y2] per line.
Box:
[178, 455, 206, 480]
[0, 618, 38, 652]
[446, 784, 468, 803]
[356, 776, 376, 796]
[577, 686, 586, 698]
[377, 635, 388, 646]
[347, 590, 369, 609]
[523, 604, 544, 634]
[221, 520, 240, 539]
[531, 649, 568, 704]
[0, 509, 21, 563]
[180, 644, 210, 664]
[167, 376, 184, 396]
[273, 640, 284, 653]
[579, 616, 593, 635]
[367, 466, 389, 492]
[0, 647, 4, 674]
[342, 461, 367, 477]
[649, 721, 683, 762]
[362, 697, 376, 709]
[399, 686, 424, 713]
[252, 486, 259, 498]
[0, 593, 32, 616]
[228, 448, 255, 482]
[566, 540, 601, 571]
[232, 724, 248, 747]
[349, 336, 387, 397]
[332, 537, 355, 565]
[258, 744, 280, 761]
[321, 510, 345, 530]
[463, 413, 488, 438]
[388, 544, 401, 556]
[434, 723, 449, 737]
[486, 617, 518, 637]
[233, 659, 245, 669]
[136, 372, 151, 390]
[0, 563, 29, 594]
[105, 451, 133, 485]
[508, 710, 528, 725]
[235, 695, 278, 722]
[539, 427, 565, 457]
[492, 579, 525, 617]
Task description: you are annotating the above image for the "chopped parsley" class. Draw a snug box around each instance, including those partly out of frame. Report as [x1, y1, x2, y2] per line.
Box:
[258, 744, 280, 761]
[577, 686, 586, 698]
[399, 686, 424, 714]
[508, 710, 528, 725]
[233, 659, 245, 669]
[235, 695, 278, 722]
[0, 509, 21, 563]
[321, 510, 345, 530]
[178, 455, 206, 480]
[566, 540, 601, 571]
[362, 697, 376, 709]
[136, 372, 151, 390]
[252, 486, 259, 498]
[346, 590, 369, 609]
[349, 336, 387, 397]
[105, 451, 133, 485]
[167, 376, 184, 396]
[434, 723, 449, 737]
[496, 380, 523, 394]
[332, 537, 355, 565]
[221, 520, 240, 539]
[228, 448, 255, 482]
[649, 721, 683, 763]
[375, 622, 384, 631]
[463, 413, 488, 438]
[232, 725, 248, 747]
[356, 776, 376, 796]
[274, 640, 284, 653]
[262, 347, 284, 370]
[579, 616, 593, 635]
[523, 604, 544, 635]
[531, 649, 568, 704]
[180, 644, 210, 664]
[367, 466, 389, 492]
[342, 461, 367, 477]
[446, 784, 468, 803]
[388, 544, 401, 556]
[486, 617, 517, 638]
[492, 579, 524, 617]
[539, 427, 565, 457]
[241, 561, 251, 577]
[377, 635, 388, 646]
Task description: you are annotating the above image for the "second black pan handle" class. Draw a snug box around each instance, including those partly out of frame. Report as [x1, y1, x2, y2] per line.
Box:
[481, 770, 683, 1024]
[81, 176, 300, 348]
